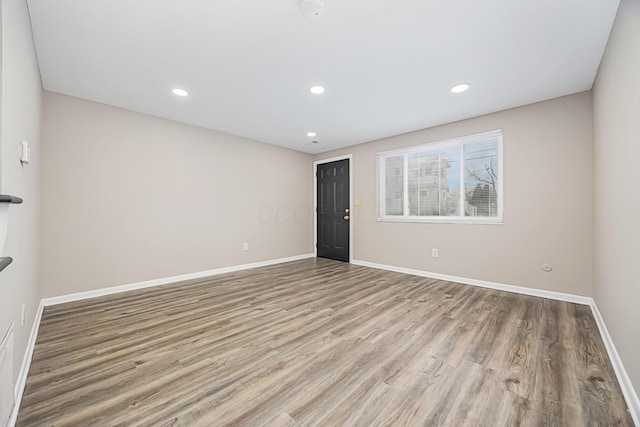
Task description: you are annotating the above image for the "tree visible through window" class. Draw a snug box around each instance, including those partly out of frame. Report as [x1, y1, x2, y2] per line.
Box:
[378, 130, 503, 223]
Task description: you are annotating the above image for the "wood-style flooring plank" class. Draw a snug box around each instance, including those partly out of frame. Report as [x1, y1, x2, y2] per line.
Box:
[16, 258, 633, 426]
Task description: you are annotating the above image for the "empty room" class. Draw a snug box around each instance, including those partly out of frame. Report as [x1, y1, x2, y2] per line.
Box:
[0, 0, 639, 425]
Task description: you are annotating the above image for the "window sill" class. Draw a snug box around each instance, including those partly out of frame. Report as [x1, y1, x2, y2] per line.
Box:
[377, 217, 504, 225]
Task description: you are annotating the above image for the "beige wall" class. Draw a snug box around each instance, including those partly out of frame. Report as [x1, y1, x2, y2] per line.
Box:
[41, 92, 313, 297]
[315, 92, 593, 296]
[593, 0, 640, 396]
[0, 0, 43, 384]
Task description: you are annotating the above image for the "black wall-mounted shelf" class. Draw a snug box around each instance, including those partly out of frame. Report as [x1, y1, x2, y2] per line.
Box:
[0, 257, 12, 272]
[0, 195, 22, 273]
[0, 195, 23, 204]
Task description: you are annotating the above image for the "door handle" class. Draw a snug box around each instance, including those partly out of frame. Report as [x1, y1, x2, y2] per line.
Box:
[344, 215, 350, 220]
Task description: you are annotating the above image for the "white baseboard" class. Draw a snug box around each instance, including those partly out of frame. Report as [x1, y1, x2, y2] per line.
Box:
[42, 253, 315, 307]
[351, 259, 592, 305]
[10, 255, 639, 426]
[9, 299, 44, 427]
[351, 258, 639, 424]
[8, 253, 313, 426]
[590, 301, 640, 425]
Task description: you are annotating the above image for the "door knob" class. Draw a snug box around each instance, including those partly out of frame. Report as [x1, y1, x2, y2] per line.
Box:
[344, 215, 350, 220]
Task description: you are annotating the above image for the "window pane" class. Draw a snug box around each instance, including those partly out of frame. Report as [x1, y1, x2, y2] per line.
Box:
[384, 156, 404, 215]
[408, 147, 460, 216]
[377, 130, 502, 223]
[464, 139, 499, 217]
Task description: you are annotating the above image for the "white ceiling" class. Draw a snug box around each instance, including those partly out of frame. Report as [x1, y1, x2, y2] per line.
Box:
[27, 0, 620, 154]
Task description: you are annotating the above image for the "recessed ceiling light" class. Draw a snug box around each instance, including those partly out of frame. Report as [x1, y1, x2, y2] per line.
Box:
[450, 83, 470, 94]
[310, 86, 325, 95]
[172, 88, 189, 97]
[307, 132, 317, 137]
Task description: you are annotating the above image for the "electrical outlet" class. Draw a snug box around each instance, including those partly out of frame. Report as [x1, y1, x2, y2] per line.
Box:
[21, 304, 26, 326]
[243, 243, 249, 251]
[432, 248, 439, 258]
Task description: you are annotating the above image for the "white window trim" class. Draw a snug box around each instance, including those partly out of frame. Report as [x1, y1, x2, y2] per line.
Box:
[377, 129, 504, 224]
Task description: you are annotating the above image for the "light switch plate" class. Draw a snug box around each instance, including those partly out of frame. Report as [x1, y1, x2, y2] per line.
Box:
[20, 140, 31, 164]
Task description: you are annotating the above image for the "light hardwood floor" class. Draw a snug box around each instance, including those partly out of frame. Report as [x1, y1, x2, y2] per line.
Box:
[17, 258, 633, 426]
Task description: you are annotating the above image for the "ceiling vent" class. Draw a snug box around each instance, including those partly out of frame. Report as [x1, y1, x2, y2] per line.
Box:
[300, 0, 324, 17]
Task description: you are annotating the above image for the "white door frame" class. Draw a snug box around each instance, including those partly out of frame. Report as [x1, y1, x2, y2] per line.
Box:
[313, 154, 353, 262]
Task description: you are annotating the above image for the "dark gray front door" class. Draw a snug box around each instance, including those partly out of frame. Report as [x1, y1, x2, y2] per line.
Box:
[317, 159, 350, 262]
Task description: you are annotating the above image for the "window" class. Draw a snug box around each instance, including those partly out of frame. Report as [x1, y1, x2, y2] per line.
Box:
[377, 130, 503, 223]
